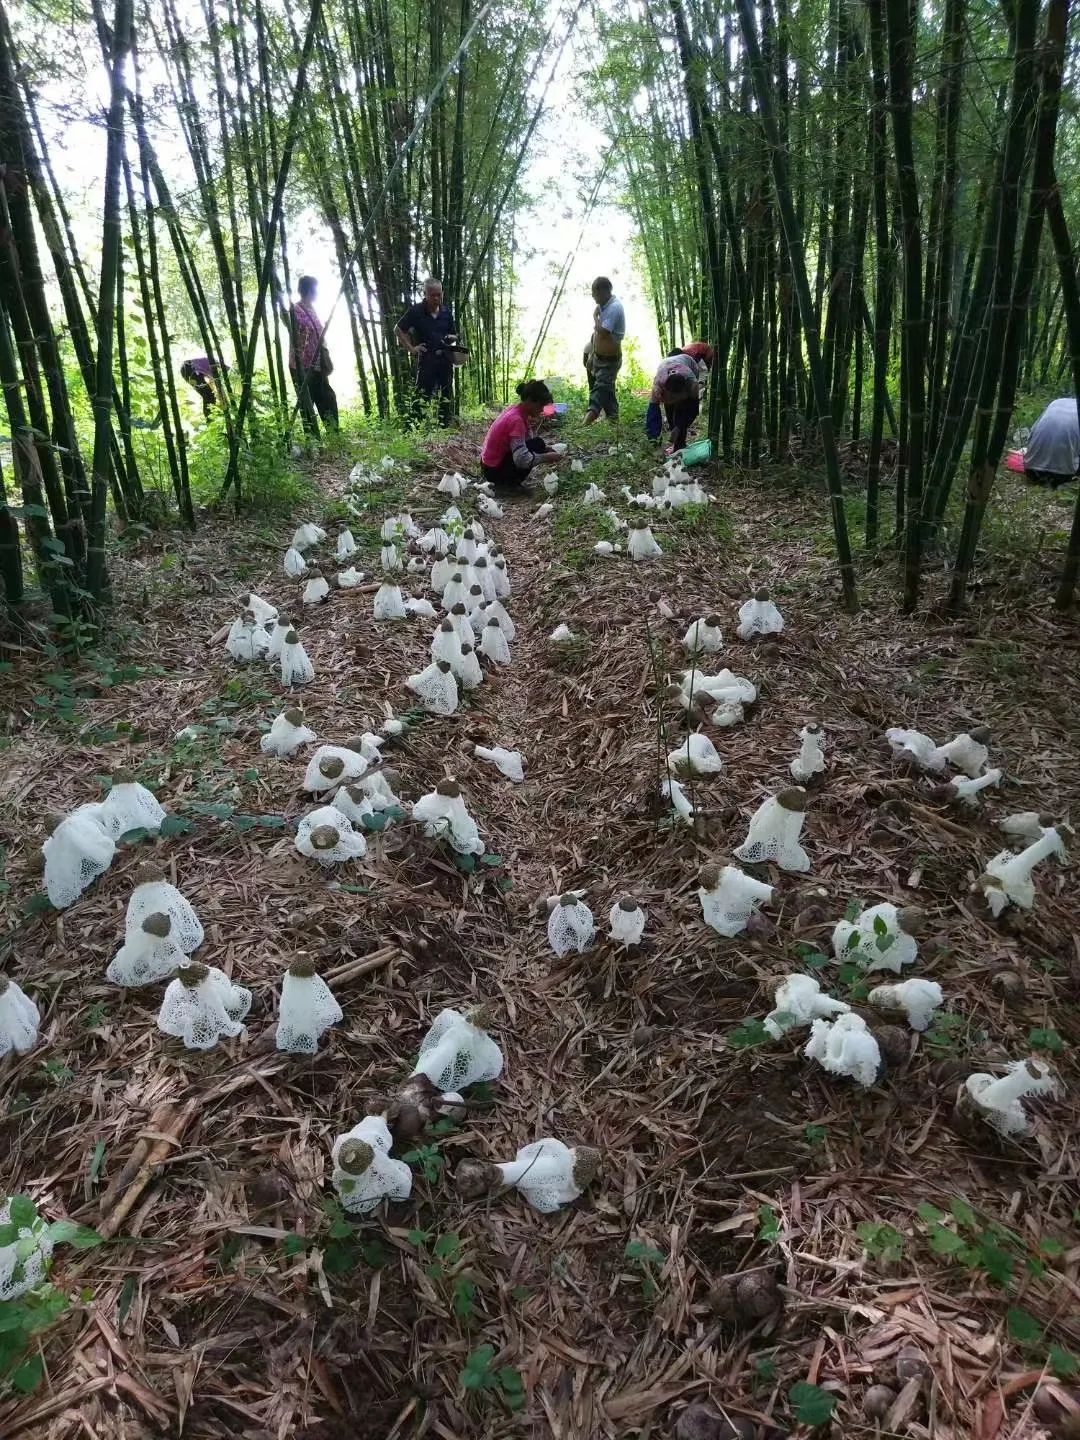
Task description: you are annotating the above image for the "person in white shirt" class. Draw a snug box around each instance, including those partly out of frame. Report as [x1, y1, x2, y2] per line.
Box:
[583, 277, 625, 425]
[1023, 397, 1079, 488]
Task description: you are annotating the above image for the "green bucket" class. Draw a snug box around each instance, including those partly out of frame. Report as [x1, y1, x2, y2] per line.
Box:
[678, 438, 713, 467]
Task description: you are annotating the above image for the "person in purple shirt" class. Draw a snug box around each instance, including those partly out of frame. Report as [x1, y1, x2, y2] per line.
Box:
[180, 356, 229, 417]
[394, 277, 459, 426]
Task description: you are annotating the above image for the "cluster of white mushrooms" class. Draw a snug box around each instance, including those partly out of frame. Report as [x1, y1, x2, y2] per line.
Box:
[4, 439, 1071, 1294]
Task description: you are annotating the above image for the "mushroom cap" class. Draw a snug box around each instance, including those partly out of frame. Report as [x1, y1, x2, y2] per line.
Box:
[0, 974, 9, 995]
[435, 778, 462, 798]
[804, 720, 821, 734]
[319, 757, 345, 779]
[309, 824, 341, 850]
[494, 558, 506, 570]
[486, 617, 501, 628]
[450, 602, 467, 616]
[135, 863, 167, 885]
[179, 962, 209, 989]
[276, 616, 293, 629]
[288, 956, 317, 979]
[474, 556, 488, 569]
[896, 905, 926, 935]
[618, 896, 639, 913]
[734, 1270, 782, 1319]
[969, 725, 992, 744]
[44, 811, 65, 835]
[439, 619, 454, 633]
[753, 586, 770, 601]
[450, 571, 463, 583]
[705, 613, 723, 628]
[632, 518, 649, 529]
[462, 528, 475, 541]
[342, 736, 370, 755]
[283, 707, 305, 726]
[284, 630, 299, 644]
[776, 786, 807, 812]
[558, 892, 579, 907]
[863, 1385, 897, 1420]
[461, 643, 475, 656]
[435, 659, 453, 674]
[343, 784, 367, 803]
[469, 585, 483, 598]
[142, 911, 172, 939]
[698, 865, 721, 890]
[110, 767, 136, 786]
[337, 1139, 374, 1175]
[455, 1158, 502, 1199]
[571, 1146, 601, 1187]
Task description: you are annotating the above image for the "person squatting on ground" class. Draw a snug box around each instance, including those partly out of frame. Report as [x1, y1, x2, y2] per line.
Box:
[1022, 397, 1079, 489]
[583, 276, 625, 426]
[288, 276, 339, 433]
[179, 357, 229, 417]
[480, 380, 564, 490]
[396, 278, 459, 427]
[646, 350, 709, 452]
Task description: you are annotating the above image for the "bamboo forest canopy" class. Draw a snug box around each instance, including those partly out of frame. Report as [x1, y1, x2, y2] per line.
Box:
[2, 0, 1080, 623]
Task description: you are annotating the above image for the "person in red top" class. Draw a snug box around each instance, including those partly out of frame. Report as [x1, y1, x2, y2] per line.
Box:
[681, 341, 714, 367]
[480, 380, 564, 489]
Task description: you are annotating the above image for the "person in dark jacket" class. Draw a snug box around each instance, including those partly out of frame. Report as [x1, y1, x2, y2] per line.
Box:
[395, 277, 459, 426]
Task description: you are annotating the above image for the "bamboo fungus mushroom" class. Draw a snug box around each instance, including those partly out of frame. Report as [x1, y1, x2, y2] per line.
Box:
[547, 893, 596, 956]
[42, 805, 116, 908]
[698, 865, 774, 936]
[280, 630, 315, 686]
[261, 708, 317, 757]
[412, 1006, 504, 1092]
[412, 778, 483, 853]
[107, 911, 188, 986]
[126, 865, 203, 953]
[609, 897, 646, 946]
[831, 902, 924, 972]
[295, 807, 367, 864]
[455, 1139, 600, 1213]
[733, 788, 810, 871]
[276, 956, 342, 1053]
[979, 827, 1067, 916]
[960, 1058, 1060, 1137]
[736, 588, 784, 638]
[157, 961, 251, 1050]
[0, 974, 40, 1057]
[790, 723, 826, 782]
[331, 1116, 412, 1214]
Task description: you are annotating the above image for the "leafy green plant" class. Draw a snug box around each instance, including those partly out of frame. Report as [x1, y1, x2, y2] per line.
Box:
[923, 1011, 965, 1055]
[727, 1018, 773, 1050]
[0, 1199, 103, 1393]
[401, 1144, 445, 1185]
[459, 1345, 526, 1411]
[624, 1239, 666, 1302]
[1028, 1027, 1065, 1055]
[857, 1220, 905, 1265]
[793, 941, 829, 970]
[789, 1382, 836, 1427]
[757, 1204, 781, 1245]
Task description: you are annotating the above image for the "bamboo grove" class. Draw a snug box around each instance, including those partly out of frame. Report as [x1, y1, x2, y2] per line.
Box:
[1, 0, 1080, 629]
[0, 0, 565, 614]
[590, 0, 1080, 611]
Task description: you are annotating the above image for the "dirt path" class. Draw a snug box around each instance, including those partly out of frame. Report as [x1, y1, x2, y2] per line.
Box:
[2, 436, 1079, 1439]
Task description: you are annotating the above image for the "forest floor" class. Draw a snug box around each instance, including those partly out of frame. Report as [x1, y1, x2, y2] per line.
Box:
[1, 421, 1079, 1440]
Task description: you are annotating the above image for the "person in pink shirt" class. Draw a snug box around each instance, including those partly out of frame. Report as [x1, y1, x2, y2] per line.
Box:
[480, 380, 564, 489]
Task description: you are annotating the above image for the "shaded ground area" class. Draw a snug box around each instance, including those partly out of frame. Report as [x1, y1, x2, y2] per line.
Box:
[1, 429, 1078, 1440]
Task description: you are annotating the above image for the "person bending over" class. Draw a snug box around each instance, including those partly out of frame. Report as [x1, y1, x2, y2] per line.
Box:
[645, 352, 706, 452]
[1022, 397, 1079, 488]
[180, 356, 229, 417]
[480, 380, 564, 490]
[288, 276, 338, 432]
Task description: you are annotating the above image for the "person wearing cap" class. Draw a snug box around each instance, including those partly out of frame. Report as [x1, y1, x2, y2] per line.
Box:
[395, 277, 459, 426]
[1022, 397, 1079, 488]
[480, 380, 565, 490]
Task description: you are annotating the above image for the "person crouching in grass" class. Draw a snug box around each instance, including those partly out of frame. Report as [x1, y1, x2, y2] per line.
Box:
[480, 380, 566, 491]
